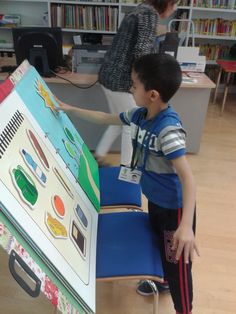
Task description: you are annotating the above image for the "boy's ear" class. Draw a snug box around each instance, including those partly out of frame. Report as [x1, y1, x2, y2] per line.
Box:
[149, 90, 160, 102]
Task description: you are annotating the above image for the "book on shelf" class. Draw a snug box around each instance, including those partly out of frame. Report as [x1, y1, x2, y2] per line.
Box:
[0, 14, 21, 27]
[51, 3, 118, 32]
[198, 43, 231, 60]
[193, 18, 236, 36]
[193, 0, 236, 9]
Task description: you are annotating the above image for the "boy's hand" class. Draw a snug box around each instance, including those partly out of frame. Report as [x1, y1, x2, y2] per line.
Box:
[172, 224, 199, 263]
[54, 96, 73, 112]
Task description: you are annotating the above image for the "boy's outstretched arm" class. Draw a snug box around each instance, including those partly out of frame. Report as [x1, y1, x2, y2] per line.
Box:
[171, 156, 200, 263]
[55, 97, 122, 126]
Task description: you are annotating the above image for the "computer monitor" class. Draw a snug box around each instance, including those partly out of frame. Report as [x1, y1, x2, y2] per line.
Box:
[12, 27, 64, 77]
[154, 33, 180, 58]
[159, 32, 180, 58]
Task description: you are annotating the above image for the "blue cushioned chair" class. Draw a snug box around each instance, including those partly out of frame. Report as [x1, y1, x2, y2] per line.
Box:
[99, 166, 142, 211]
[96, 211, 164, 314]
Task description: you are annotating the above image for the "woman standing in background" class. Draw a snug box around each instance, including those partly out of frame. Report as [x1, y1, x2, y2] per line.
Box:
[95, 0, 178, 166]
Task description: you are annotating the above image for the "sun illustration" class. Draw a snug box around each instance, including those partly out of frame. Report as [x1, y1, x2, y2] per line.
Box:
[36, 79, 57, 113]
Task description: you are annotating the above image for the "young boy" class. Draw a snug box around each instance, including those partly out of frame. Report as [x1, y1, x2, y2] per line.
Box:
[56, 53, 199, 314]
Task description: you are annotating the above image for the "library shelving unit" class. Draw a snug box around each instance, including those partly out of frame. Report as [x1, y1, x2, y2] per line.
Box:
[0, 0, 145, 50]
[175, 0, 236, 64]
[0, 0, 199, 49]
[1, 0, 236, 80]
[1, 0, 236, 49]
[171, 0, 236, 85]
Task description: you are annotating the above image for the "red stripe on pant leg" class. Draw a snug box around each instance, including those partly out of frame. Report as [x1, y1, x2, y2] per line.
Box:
[184, 262, 190, 313]
[177, 207, 192, 314]
[178, 255, 187, 314]
[178, 208, 187, 314]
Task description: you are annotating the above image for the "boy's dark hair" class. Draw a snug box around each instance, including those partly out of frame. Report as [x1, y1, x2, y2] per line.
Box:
[133, 53, 182, 103]
[148, 0, 179, 14]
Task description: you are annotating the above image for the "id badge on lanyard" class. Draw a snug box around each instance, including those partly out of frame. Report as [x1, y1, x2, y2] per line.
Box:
[118, 113, 154, 185]
[118, 166, 142, 184]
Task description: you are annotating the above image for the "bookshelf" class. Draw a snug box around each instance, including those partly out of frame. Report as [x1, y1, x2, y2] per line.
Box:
[0, 0, 232, 100]
[50, 2, 119, 33]
[175, 0, 236, 65]
[1, 0, 236, 73]
[192, 6, 236, 65]
[170, 0, 236, 86]
[0, 0, 144, 49]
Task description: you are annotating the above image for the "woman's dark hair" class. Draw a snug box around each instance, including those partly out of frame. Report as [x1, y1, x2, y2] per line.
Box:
[148, 0, 179, 14]
[133, 53, 182, 103]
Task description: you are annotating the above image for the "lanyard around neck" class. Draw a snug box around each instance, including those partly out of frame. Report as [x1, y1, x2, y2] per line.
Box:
[130, 117, 155, 171]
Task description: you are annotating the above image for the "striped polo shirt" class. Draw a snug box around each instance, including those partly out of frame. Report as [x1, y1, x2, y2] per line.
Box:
[120, 106, 186, 209]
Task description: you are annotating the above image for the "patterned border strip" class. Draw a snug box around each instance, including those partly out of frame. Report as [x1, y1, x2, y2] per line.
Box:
[0, 222, 82, 314]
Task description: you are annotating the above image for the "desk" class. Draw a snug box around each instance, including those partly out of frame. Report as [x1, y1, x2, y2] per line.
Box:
[0, 69, 215, 153]
[213, 59, 236, 114]
[172, 73, 215, 153]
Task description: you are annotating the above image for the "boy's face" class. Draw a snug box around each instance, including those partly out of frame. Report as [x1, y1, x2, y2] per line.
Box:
[130, 71, 150, 107]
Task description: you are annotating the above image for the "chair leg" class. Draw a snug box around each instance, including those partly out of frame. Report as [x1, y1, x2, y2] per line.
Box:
[146, 280, 159, 314]
[221, 72, 231, 115]
[213, 66, 222, 105]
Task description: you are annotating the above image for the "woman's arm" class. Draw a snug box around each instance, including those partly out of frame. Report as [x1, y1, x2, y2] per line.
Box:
[55, 97, 122, 125]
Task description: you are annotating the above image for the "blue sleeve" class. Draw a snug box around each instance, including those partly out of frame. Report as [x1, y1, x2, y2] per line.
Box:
[165, 148, 186, 160]
[120, 108, 140, 125]
[119, 112, 129, 125]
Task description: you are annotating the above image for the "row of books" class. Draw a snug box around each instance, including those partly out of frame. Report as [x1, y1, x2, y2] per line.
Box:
[60, 0, 118, 2]
[193, 18, 236, 36]
[0, 14, 21, 27]
[193, 0, 236, 9]
[50, 0, 234, 7]
[51, 4, 118, 31]
[198, 43, 231, 60]
[121, 0, 142, 3]
[52, 0, 141, 3]
[177, 0, 235, 8]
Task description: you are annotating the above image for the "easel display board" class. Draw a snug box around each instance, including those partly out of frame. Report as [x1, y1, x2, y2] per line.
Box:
[0, 60, 99, 314]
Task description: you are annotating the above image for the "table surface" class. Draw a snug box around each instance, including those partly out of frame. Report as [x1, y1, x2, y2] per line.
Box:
[216, 59, 236, 73]
[0, 57, 215, 89]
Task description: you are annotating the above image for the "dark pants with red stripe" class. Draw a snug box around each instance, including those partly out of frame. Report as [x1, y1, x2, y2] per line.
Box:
[148, 201, 196, 314]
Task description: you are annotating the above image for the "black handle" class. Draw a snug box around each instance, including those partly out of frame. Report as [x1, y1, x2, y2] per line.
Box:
[9, 250, 41, 298]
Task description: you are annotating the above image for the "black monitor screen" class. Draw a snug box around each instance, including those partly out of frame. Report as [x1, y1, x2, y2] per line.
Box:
[12, 27, 63, 77]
